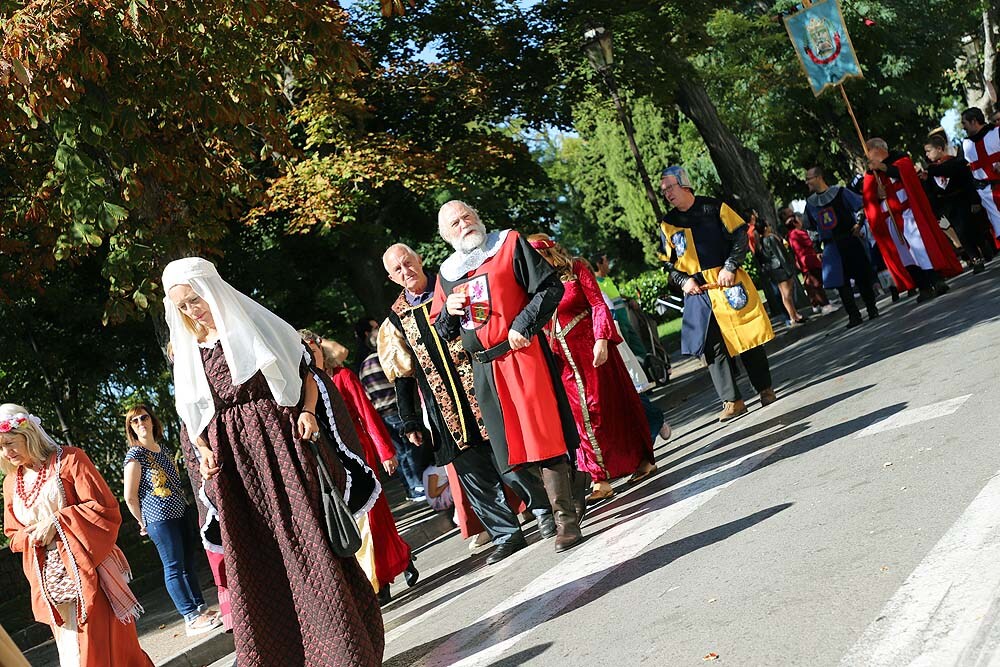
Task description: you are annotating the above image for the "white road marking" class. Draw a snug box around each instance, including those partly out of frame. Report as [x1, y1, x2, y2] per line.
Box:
[383, 533, 539, 644]
[841, 468, 1000, 667]
[854, 395, 971, 439]
[413, 442, 784, 667]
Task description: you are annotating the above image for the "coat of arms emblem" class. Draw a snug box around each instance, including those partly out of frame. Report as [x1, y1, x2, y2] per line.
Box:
[804, 16, 842, 64]
[724, 284, 750, 310]
[671, 231, 688, 257]
[458, 275, 491, 330]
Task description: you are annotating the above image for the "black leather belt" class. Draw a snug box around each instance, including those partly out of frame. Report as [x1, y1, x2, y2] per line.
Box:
[472, 341, 512, 363]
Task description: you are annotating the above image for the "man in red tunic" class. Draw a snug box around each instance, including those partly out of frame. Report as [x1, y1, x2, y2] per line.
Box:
[432, 200, 584, 552]
[862, 137, 962, 301]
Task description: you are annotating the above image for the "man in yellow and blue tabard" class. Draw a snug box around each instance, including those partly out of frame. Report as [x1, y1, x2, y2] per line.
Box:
[658, 166, 776, 422]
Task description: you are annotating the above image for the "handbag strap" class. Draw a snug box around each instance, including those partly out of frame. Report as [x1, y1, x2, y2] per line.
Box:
[308, 440, 337, 497]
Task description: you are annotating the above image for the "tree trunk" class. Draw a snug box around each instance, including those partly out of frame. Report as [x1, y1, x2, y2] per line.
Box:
[338, 240, 398, 319]
[965, 8, 998, 112]
[981, 7, 997, 111]
[672, 71, 779, 228]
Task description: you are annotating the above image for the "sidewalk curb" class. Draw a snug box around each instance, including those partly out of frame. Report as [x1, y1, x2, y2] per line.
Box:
[156, 629, 234, 667]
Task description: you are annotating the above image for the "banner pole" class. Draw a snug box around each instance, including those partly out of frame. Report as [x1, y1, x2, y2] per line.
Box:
[838, 83, 868, 157]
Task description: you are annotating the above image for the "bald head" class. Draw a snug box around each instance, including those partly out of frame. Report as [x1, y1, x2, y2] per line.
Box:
[383, 243, 427, 294]
[866, 137, 889, 162]
[439, 200, 487, 252]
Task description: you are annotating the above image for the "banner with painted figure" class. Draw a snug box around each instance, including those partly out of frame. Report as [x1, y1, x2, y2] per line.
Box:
[784, 0, 863, 96]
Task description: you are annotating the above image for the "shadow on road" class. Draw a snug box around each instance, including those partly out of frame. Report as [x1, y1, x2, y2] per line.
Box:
[387, 505, 793, 667]
[587, 388, 892, 532]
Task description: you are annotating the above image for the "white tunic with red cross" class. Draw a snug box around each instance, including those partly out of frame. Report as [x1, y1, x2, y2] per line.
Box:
[877, 176, 932, 270]
[962, 125, 1000, 237]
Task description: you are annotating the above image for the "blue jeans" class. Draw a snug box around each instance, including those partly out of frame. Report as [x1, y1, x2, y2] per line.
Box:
[382, 413, 424, 496]
[147, 515, 205, 621]
[640, 393, 664, 441]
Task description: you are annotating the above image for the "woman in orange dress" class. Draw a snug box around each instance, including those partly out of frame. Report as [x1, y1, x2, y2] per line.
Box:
[1, 403, 152, 667]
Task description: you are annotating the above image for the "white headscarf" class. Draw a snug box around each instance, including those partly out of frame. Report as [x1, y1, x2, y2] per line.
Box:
[162, 257, 306, 440]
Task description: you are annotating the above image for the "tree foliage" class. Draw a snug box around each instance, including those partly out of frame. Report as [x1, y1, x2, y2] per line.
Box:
[0, 0, 363, 319]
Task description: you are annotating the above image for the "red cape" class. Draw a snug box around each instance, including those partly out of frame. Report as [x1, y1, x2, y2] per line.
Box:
[327, 367, 411, 587]
[862, 156, 962, 290]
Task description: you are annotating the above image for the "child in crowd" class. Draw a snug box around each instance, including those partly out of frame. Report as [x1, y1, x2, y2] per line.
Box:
[422, 464, 454, 512]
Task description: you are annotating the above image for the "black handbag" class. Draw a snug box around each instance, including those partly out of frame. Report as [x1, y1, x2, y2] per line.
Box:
[309, 440, 363, 558]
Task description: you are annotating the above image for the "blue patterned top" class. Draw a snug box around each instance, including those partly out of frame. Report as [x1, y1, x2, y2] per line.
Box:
[124, 445, 187, 524]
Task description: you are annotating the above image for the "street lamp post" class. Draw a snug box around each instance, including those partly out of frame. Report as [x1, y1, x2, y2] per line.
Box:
[583, 26, 663, 221]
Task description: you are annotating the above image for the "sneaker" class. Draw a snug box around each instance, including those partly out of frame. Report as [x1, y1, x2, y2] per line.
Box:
[820, 304, 837, 315]
[407, 493, 427, 502]
[658, 420, 672, 441]
[469, 531, 491, 551]
[718, 400, 747, 422]
[185, 613, 222, 637]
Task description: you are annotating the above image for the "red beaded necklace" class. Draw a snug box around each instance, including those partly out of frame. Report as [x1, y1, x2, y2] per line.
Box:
[16, 457, 51, 508]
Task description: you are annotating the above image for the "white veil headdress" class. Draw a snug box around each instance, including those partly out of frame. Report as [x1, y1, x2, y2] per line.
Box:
[162, 257, 306, 440]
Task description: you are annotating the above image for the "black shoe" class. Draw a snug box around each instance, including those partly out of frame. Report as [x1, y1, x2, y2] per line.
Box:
[846, 316, 863, 329]
[973, 261, 986, 274]
[916, 288, 935, 303]
[377, 585, 391, 606]
[403, 560, 419, 587]
[890, 287, 900, 303]
[486, 537, 527, 565]
[537, 513, 556, 539]
[867, 307, 879, 320]
[933, 281, 950, 296]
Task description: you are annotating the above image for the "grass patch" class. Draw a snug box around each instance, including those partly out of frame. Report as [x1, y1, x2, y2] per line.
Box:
[657, 317, 683, 340]
[656, 317, 684, 352]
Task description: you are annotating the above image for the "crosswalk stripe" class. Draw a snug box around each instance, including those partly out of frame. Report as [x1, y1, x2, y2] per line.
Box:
[413, 442, 784, 667]
[854, 395, 971, 439]
[841, 468, 1000, 666]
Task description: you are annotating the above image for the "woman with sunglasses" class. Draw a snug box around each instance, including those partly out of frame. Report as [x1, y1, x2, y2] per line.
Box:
[122, 404, 220, 635]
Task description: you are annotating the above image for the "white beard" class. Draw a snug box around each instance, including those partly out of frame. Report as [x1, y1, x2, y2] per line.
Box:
[449, 224, 487, 253]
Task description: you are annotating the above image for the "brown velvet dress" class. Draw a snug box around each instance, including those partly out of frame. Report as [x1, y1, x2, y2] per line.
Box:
[198, 341, 384, 667]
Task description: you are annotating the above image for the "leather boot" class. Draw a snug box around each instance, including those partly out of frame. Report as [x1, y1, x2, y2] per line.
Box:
[572, 467, 590, 526]
[540, 462, 584, 553]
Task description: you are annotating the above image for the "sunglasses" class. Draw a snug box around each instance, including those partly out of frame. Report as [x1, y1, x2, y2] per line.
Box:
[130, 415, 151, 425]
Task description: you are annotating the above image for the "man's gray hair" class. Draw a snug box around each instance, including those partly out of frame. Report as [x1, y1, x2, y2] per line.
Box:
[865, 137, 889, 152]
[661, 165, 694, 190]
[437, 200, 481, 239]
[382, 243, 420, 271]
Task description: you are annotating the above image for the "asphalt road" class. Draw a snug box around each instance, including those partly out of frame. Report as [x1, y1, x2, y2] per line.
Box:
[213, 262, 1000, 667]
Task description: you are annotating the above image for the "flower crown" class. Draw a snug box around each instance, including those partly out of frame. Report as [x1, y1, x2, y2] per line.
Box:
[0, 413, 41, 434]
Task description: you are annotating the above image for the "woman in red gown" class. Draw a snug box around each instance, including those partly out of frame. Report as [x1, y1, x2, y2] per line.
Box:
[527, 235, 656, 501]
[300, 331, 418, 605]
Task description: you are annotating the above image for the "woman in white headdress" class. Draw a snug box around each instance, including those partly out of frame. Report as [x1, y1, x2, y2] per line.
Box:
[161, 257, 383, 667]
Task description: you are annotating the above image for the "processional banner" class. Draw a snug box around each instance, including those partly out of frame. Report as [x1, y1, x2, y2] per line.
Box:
[784, 0, 863, 96]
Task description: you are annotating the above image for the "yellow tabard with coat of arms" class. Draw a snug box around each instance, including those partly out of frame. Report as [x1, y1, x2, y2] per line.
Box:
[661, 209, 774, 357]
